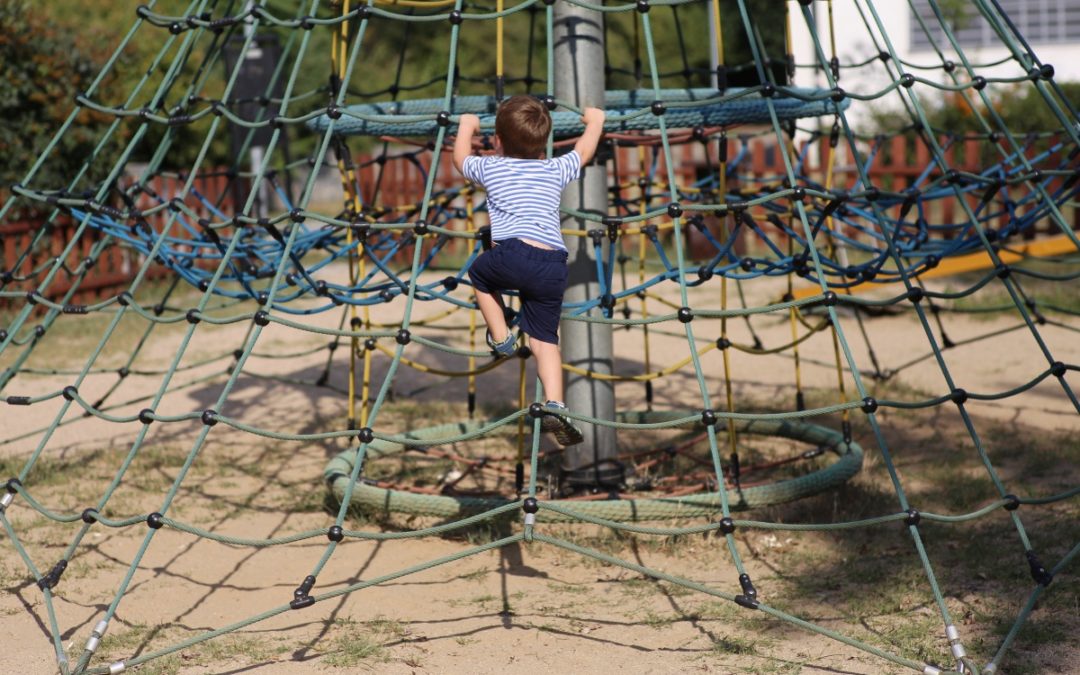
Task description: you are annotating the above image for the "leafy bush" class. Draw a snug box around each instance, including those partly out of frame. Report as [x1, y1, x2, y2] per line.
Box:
[0, 0, 127, 219]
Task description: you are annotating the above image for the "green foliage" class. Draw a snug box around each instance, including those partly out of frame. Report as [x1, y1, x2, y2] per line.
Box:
[0, 0, 126, 217]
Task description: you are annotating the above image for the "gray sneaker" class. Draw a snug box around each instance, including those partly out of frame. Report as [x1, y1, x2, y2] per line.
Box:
[485, 330, 517, 357]
[540, 401, 584, 447]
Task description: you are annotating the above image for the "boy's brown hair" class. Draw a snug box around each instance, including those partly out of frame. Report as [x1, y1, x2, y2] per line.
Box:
[495, 95, 551, 159]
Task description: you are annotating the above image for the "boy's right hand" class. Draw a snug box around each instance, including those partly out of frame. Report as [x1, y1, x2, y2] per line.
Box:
[458, 113, 481, 133]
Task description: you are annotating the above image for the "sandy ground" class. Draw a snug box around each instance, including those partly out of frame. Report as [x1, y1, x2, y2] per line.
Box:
[1, 260, 1078, 674]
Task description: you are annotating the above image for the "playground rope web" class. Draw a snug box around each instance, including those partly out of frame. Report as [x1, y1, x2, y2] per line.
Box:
[1, 0, 1079, 673]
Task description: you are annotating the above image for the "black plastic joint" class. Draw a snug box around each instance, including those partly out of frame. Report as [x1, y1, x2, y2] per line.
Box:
[791, 186, 806, 202]
[25, 291, 40, 306]
[364, 338, 377, 351]
[528, 402, 545, 419]
[522, 497, 539, 514]
[201, 409, 218, 426]
[900, 73, 915, 88]
[1026, 551, 1053, 587]
[830, 87, 845, 102]
[146, 512, 164, 529]
[1050, 361, 1067, 378]
[254, 310, 270, 326]
[185, 309, 201, 324]
[635, 0, 649, 12]
[436, 111, 451, 127]
[650, 100, 665, 116]
[907, 287, 924, 304]
[289, 208, 305, 223]
[357, 427, 374, 444]
[441, 276, 459, 291]
[667, 202, 682, 218]
[448, 10, 463, 25]
[6, 396, 30, 406]
[81, 508, 99, 524]
[414, 220, 429, 235]
[950, 388, 968, 405]
[861, 397, 878, 414]
[718, 517, 735, 535]
[822, 291, 838, 307]
[1039, 63, 1055, 79]
[62, 386, 78, 401]
[1002, 494, 1020, 511]
[716, 337, 731, 350]
[541, 94, 556, 110]
[904, 508, 921, 526]
[138, 408, 155, 425]
[995, 264, 1011, 279]
[327, 525, 344, 542]
[972, 76, 987, 90]
[943, 60, 956, 73]
[677, 307, 693, 323]
[600, 294, 616, 310]
[37, 560, 68, 591]
[326, 103, 341, 120]
[701, 409, 718, 426]
[291, 574, 317, 609]
[734, 573, 759, 609]
[395, 328, 411, 345]
[760, 83, 776, 98]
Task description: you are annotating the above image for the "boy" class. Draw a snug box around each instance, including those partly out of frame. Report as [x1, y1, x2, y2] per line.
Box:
[453, 95, 605, 447]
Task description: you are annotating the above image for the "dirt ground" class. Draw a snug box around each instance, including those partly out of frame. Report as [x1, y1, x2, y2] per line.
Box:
[1, 262, 1078, 675]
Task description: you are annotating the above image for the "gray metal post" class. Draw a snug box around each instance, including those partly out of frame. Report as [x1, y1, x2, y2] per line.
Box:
[553, 3, 621, 488]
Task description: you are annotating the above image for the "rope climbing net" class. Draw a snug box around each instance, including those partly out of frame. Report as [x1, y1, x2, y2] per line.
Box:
[0, 0, 1078, 673]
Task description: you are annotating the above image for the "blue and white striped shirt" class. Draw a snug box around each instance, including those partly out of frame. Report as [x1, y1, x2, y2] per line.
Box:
[461, 150, 582, 251]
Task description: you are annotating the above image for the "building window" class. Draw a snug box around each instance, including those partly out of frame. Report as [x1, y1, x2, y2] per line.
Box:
[909, 0, 1080, 51]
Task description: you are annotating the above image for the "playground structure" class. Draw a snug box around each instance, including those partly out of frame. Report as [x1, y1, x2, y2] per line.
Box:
[1, 1, 1078, 673]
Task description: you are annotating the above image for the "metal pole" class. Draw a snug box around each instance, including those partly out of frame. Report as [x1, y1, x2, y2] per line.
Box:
[553, 2, 621, 489]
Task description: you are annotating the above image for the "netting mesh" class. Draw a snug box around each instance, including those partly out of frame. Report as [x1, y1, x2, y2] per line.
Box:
[1, 1, 1078, 673]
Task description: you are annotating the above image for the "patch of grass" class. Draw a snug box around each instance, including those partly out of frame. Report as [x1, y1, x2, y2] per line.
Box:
[710, 634, 758, 655]
[324, 633, 386, 668]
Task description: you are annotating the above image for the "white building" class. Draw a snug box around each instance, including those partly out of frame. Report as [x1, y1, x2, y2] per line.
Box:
[789, 0, 1080, 128]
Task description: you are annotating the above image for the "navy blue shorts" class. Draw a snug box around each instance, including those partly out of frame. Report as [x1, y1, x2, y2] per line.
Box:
[468, 238, 569, 345]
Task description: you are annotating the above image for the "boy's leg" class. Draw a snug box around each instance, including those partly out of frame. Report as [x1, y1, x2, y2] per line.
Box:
[475, 290, 510, 343]
[530, 336, 582, 447]
[528, 336, 563, 403]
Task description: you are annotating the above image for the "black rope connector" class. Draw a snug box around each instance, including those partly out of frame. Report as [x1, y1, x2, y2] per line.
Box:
[357, 427, 374, 444]
[379, 289, 394, 303]
[972, 76, 987, 90]
[760, 82, 776, 98]
[357, 4, 371, 19]
[81, 508, 99, 524]
[904, 508, 921, 527]
[522, 497, 539, 514]
[701, 409, 717, 426]
[291, 575, 317, 610]
[821, 290, 838, 307]
[950, 388, 968, 405]
[635, 0, 649, 12]
[1050, 361, 1067, 378]
[414, 220, 429, 235]
[254, 310, 270, 326]
[667, 202, 682, 218]
[146, 512, 164, 529]
[289, 208, 305, 223]
[1002, 494, 1020, 511]
[448, 9, 463, 24]
[899, 73, 915, 88]
[740, 257, 755, 272]
[326, 104, 341, 120]
[541, 94, 556, 111]
[185, 309, 201, 324]
[861, 397, 878, 414]
[830, 87, 845, 103]
[62, 386, 78, 402]
[735, 573, 759, 609]
[6, 396, 30, 406]
[395, 328, 411, 345]
[34, 325, 46, 339]
[138, 408, 155, 425]
[716, 337, 731, 350]
[442, 276, 459, 291]
[600, 294, 616, 311]
[517, 345, 532, 359]
[677, 307, 693, 323]
[37, 559, 68, 591]
[528, 402, 545, 419]
[436, 110, 451, 127]
[943, 60, 956, 73]
[327, 525, 344, 542]
[201, 409, 218, 426]
[1026, 551, 1053, 586]
[791, 186, 806, 202]
[1039, 63, 1055, 79]
[650, 100, 666, 116]
[718, 517, 735, 535]
[995, 264, 1011, 279]
[117, 292, 132, 307]
[364, 338, 377, 351]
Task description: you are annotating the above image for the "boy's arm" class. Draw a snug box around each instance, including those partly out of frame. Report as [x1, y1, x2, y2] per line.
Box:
[453, 114, 481, 175]
[573, 107, 606, 166]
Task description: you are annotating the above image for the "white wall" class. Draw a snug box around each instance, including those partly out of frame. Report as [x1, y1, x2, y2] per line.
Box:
[788, 1, 1078, 131]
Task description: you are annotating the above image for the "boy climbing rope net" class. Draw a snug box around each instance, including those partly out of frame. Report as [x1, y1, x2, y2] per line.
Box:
[453, 95, 606, 447]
